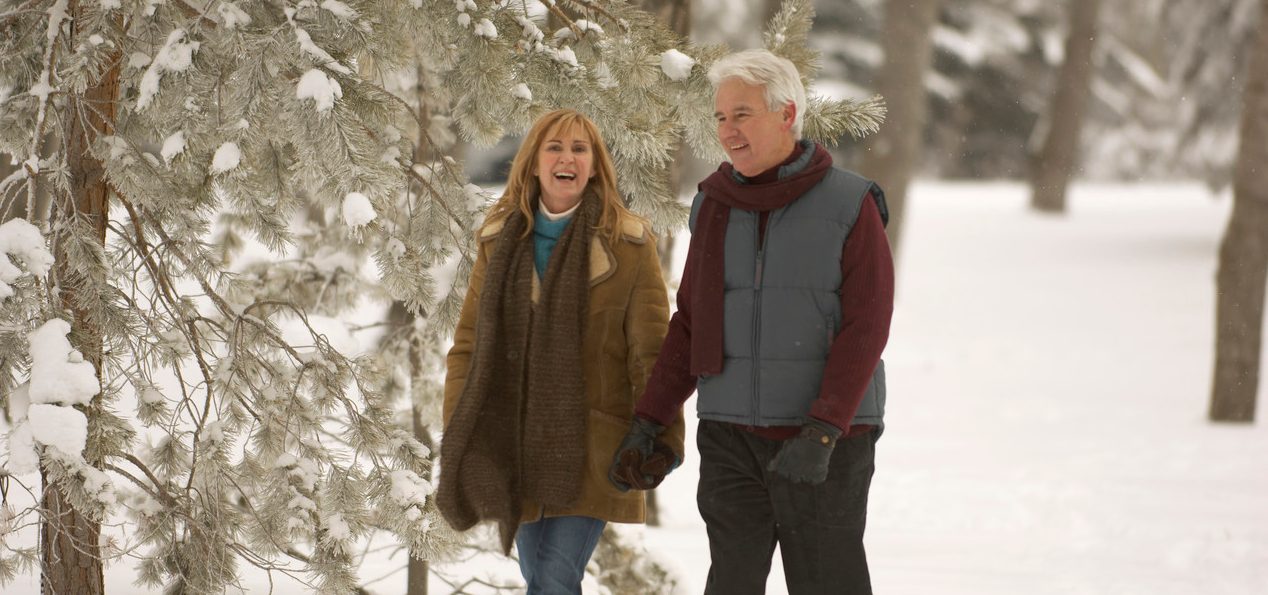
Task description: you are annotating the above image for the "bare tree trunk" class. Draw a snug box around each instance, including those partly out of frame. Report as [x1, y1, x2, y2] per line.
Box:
[40, 4, 120, 593]
[861, 0, 942, 262]
[401, 62, 445, 595]
[1210, 0, 1268, 423]
[1029, 0, 1102, 213]
[408, 404, 434, 595]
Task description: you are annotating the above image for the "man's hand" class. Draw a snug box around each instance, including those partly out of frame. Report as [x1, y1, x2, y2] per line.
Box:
[767, 418, 843, 484]
[609, 416, 680, 492]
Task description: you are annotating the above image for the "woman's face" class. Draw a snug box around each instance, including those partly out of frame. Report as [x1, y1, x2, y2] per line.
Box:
[535, 124, 595, 212]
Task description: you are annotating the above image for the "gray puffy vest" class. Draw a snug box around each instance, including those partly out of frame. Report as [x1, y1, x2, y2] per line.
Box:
[688, 165, 887, 428]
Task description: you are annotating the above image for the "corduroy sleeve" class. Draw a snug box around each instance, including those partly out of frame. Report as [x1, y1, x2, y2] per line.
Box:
[809, 195, 894, 431]
[635, 244, 700, 428]
[443, 236, 490, 428]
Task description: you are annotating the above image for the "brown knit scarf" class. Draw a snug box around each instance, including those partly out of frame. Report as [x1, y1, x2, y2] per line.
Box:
[688, 142, 834, 375]
[437, 191, 599, 554]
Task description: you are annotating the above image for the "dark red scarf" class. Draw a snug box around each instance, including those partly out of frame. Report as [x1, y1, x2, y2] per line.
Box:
[689, 142, 834, 375]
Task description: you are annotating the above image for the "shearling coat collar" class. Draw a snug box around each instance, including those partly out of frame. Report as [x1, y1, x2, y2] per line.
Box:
[479, 215, 650, 301]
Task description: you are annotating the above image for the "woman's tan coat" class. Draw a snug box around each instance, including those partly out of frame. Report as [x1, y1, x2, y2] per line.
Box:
[443, 214, 683, 524]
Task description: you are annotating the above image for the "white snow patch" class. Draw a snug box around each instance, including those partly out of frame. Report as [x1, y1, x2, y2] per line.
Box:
[342, 192, 376, 228]
[139, 387, 165, 405]
[7, 383, 30, 422]
[428, 250, 463, 301]
[595, 62, 617, 89]
[27, 403, 88, 461]
[511, 83, 532, 101]
[289, 457, 320, 491]
[80, 465, 116, 505]
[456, 12, 471, 28]
[99, 0, 121, 9]
[291, 27, 352, 75]
[516, 15, 544, 43]
[388, 469, 431, 506]
[321, 512, 352, 549]
[384, 238, 406, 260]
[296, 68, 342, 112]
[127, 52, 151, 69]
[45, 0, 68, 43]
[660, 49, 695, 82]
[463, 183, 490, 213]
[0, 218, 54, 301]
[137, 29, 200, 111]
[5, 422, 38, 474]
[553, 19, 603, 40]
[320, 0, 357, 19]
[28, 319, 98, 406]
[217, 2, 252, 29]
[198, 421, 224, 446]
[26, 80, 54, 103]
[160, 131, 185, 164]
[550, 46, 578, 68]
[209, 142, 241, 174]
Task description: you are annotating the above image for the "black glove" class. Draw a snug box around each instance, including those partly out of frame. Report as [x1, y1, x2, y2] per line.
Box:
[767, 418, 842, 484]
[608, 416, 680, 492]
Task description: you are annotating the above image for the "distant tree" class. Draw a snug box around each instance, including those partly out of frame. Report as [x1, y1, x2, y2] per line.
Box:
[1029, 0, 1102, 213]
[861, 0, 943, 258]
[1210, 0, 1268, 423]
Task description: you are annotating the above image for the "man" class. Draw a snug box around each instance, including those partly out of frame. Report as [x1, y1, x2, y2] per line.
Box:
[608, 49, 893, 595]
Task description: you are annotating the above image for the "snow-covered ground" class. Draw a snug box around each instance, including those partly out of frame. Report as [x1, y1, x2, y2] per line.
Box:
[644, 180, 1268, 595]
[6, 181, 1267, 594]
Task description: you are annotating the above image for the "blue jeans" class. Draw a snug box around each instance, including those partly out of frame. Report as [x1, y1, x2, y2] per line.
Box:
[515, 515, 607, 595]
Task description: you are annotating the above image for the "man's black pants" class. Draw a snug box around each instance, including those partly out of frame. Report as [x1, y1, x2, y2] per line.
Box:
[697, 420, 876, 595]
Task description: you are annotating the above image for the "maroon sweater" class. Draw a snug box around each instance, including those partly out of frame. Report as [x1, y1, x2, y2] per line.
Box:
[636, 149, 894, 440]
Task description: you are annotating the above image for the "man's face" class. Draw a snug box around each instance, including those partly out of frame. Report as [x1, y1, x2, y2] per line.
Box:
[714, 78, 796, 177]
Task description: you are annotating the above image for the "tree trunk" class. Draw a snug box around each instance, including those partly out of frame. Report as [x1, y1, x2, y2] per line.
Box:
[861, 0, 942, 262]
[1029, 0, 1102, 213]
[408, 404, 433, 595]
[41, 3, 120, 593]
[39, 480, 104, 595]
[1210, 0, 1268, 423]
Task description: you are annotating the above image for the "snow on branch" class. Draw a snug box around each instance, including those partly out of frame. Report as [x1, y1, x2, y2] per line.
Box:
[0, 218, 53, 301]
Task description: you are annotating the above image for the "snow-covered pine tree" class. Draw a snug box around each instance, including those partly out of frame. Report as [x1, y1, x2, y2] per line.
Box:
[0, 0, 882, 591]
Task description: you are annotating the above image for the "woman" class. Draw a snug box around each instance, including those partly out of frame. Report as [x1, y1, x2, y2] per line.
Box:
[437, 109, 683, 594]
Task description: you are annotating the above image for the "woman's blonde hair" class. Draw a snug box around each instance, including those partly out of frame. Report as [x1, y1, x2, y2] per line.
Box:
[486, 109, 639, 241]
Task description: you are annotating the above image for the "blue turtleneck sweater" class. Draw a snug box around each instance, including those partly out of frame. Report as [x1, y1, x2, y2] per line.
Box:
[533, 207, 575, 278]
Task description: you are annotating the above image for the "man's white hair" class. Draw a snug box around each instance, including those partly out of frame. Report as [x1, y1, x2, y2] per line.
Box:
[707, 49, 807, 140]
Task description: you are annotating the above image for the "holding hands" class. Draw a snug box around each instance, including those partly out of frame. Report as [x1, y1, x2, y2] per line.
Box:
[608, 416, 680, 491]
